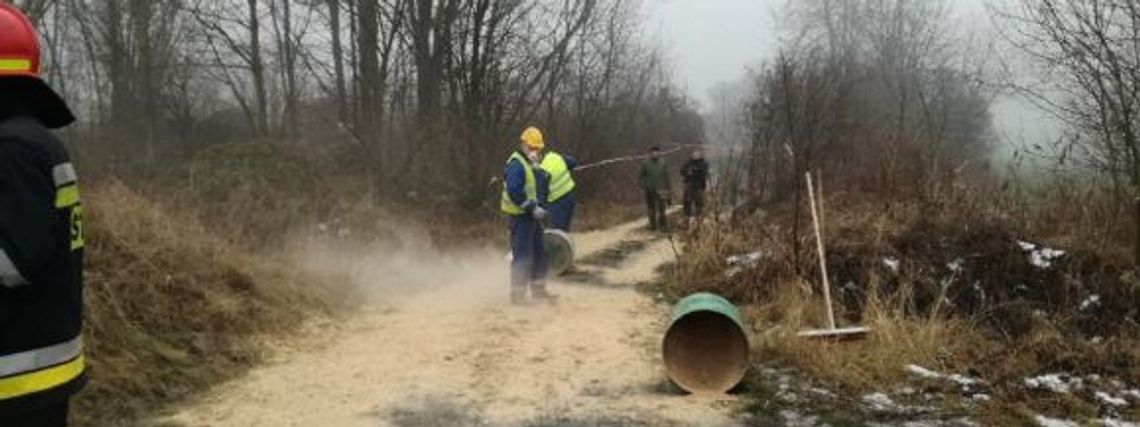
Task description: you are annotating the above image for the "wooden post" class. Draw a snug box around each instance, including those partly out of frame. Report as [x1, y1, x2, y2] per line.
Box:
[807, 171, 836, 330]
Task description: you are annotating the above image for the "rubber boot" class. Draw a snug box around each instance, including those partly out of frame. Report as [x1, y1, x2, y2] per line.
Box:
[530, 282, 558, 304]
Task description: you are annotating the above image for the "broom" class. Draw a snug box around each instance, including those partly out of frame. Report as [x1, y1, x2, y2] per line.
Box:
[797, 171, 870, 339]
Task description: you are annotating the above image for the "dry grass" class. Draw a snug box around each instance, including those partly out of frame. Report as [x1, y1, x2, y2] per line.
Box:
[748, 280, 985, 391]
[670, 186, 1140, 421]
[73, 181, 342, 426]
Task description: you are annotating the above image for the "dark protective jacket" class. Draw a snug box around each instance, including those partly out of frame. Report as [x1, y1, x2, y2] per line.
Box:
[681, 158, 710, 192]
[0, 107, 86, 416]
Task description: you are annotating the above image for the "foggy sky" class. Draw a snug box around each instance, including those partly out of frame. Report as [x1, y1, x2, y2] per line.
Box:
[646, 0, 1057, 148]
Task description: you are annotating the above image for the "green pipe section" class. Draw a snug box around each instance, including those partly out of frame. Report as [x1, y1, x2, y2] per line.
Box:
[668, 292, 745, 329]
[663, 292, 750, 394]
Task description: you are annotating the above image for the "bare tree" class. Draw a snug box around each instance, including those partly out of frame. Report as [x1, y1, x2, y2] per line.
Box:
[1002, 0, 1140, 264]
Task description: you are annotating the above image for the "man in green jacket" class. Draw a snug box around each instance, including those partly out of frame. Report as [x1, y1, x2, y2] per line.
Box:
[639, 146, 671, 231]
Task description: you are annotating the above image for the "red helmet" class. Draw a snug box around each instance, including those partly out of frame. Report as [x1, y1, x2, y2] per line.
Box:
[0, 2, 41, 79]
[0, 2, 73, 128]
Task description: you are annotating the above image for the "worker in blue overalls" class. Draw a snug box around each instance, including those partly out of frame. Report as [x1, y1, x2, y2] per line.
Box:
[501, 127, 556, 305]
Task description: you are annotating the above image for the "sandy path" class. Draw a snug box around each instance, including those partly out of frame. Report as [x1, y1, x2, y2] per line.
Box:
[162, 217, 740, 427]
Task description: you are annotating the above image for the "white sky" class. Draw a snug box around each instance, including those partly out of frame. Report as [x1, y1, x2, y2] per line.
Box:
[645, 0, 1057, 148]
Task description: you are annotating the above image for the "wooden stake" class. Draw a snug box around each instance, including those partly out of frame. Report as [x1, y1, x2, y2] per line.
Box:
[806, 171, 836, 330]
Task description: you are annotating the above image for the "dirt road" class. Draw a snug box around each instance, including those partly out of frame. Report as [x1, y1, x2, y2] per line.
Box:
[162, 218, 743, 427]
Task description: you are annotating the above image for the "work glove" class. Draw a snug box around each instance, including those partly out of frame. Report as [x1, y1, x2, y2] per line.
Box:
[532, 206, 548, 220]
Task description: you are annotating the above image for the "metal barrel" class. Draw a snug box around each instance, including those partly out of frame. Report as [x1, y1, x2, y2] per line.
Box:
[662, 292, 750, 394]
[543, 229, 575, 277]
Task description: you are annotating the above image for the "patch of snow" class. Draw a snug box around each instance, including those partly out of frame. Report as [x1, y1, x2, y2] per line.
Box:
[970, 393, 991, 402]
[1096, 391, 1129, 407]
[1017, 240, 1067, 268]
[1025, 374, 1075, 394]
[776, 391, 800, 403]
[1034, 415, 1079, 427]
[906, 364, 942, 379]
[1123, 389, 1140, 402]
[862, 392, 899, 412]
[1081, 295, 1102, 312]
[779, 410, 819, 427]
[1016, 284, 1030, 292]
[1033, 309, 1048, 318]
[1103, 418, 1140, 427]
[726, 251, 767, 278]
[809, 387, 836, 399]
[905, 364, 981, 387]
[948, 258, 964, 272]
[948, 418, 982, 427]
[949, 373, 982, 386]
[883, 257, 900, 273]
[1091, 336, 1105, 345]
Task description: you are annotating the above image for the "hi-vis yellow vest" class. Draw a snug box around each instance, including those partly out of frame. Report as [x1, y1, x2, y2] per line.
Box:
[501, 152, 537, 215]
[541, 152, 575, 202]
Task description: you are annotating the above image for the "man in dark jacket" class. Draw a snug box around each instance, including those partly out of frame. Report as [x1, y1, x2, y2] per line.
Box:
[0, 4, 86, 426]
[680, 149, 710, 227]
[639, 146, 671, 231]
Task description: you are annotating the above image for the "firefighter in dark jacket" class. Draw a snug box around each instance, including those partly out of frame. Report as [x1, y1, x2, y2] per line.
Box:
[0, 4, 87, 426]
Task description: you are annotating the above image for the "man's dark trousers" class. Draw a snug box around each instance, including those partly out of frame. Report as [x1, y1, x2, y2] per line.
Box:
[645, 190, 667, 231]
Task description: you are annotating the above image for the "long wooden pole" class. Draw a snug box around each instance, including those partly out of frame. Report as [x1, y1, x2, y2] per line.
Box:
[807, 171, 836, 330]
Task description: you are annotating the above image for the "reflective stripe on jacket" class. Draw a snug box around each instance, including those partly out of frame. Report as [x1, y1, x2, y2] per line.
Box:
[501, 151, 537, 215]
[0, 116, 86, 415]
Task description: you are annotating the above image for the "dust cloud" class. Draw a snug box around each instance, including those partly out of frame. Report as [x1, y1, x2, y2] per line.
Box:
[287, 219, 509, 305]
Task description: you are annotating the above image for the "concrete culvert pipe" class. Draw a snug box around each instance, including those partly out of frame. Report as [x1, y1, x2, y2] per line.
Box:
[662, 293, 750, 394]
[543, 229, 575, 277]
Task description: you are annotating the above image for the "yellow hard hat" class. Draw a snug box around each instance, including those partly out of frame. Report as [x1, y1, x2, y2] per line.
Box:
[520, 127, 545, 150]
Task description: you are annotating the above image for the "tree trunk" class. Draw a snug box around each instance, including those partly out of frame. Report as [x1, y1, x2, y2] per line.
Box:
[281, 0, 299, 139]
[249, 0, 269, 137]
[328, 0, 348, 124]
[357, 0, 383, 197]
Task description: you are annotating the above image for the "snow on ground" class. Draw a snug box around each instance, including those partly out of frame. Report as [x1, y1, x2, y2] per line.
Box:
[883, 257, 900, 273]
[1017, 240, 1066, 268]
[1124, 389, 1140, 402]
[906, 365, 942, 379]
[862, 392, 900, 412]
[1025, 374, 1078, 394]
[1034, 415, 1079, 427]
[1081, 294, 1102, 311]
[1103, 419, 1140, 427]
[904, 364, 981, 388]
[725, 250, 766, 278]
[1095, 391, 1130, 407]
